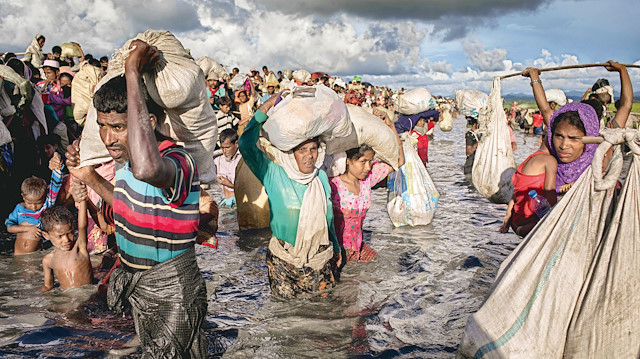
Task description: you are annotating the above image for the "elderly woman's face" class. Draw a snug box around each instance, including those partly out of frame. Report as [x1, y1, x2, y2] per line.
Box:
[293, 139, 318, 174]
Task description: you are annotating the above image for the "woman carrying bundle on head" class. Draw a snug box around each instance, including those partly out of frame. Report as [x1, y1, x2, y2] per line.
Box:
[329, 113, 404, 263]
[238, 94, 342, 299]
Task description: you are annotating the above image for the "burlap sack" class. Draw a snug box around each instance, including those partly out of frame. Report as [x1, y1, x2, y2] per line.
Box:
[71, 63, 103, 124]
[394, 88, 437, 115]
[79, 30, 218, 182]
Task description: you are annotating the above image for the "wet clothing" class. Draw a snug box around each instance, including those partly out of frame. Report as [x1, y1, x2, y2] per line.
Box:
[213, 151, 241, 194]
[238, 110, 340, 254]
[410, 128, 430, 164]
[464, 130, 480, 177]
[112, 141, 200, 272]
[510, 151, 547, 228]
[395, 109, 440, 134]
[5, 167, 63, 228]
[266, 247, 337, 299]
[330, 162, 389, 257]
[107, 247, 208, 359]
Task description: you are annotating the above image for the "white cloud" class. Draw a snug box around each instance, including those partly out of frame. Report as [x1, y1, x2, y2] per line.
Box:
[432, 61, 453, 74]
[463, 37, 507, 71]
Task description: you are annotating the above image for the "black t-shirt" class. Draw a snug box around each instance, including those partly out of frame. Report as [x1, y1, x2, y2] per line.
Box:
[465, 130, 480, 147]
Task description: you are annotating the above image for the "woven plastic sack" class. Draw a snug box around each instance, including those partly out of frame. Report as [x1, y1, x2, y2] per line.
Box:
[79, 30, 218, 182]
[195, 56, 225, 80]
[0, 64, 33, 109]
[71, 63, 103, 124]
[394, 88, 437, 115]
[455, 89, 488, 119]
[471, 78, 515, 204]
[229, 75, 248, 91]
[459, 129, 639, 359]
[545, 88, 568, 106]
[325, 104, 399, 168]
[263, 85, 354, 151]
[439, 103, 453, 131]
[60, 43, 83, 61]
[386, 135, 439, 227]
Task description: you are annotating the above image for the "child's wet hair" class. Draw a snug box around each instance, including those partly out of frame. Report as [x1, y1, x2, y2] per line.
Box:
[40, 206, 74, 232]
[21, 176, 47, 199]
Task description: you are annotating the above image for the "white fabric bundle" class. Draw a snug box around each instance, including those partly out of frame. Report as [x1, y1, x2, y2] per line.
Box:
[195, 56, 226, 81]
[0, 78, 16, 118]
[455, 89, 489, 119]
[394, 88, 437, 115]
[228, 75, 248, 91]
[60, 43, 83, 61]
[545, 88, 568, 106]
[71, 63, 104, 124]
[263, 85, 354, 152]
[0, 64, 33, 109]
[386, 134, 439, 227]
[438, 103, 453, 131]
[459, 129, 640, 359]
[471, 78, 515, 204]
[79, 30, 218, 182]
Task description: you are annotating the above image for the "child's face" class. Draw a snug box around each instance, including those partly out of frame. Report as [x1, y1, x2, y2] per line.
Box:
[59, 75, 72, 87]
[220, 104, 231, 113]
[43, 143, 57, 158]
[416, 118, 426, 127]
[45, 223, 76, 251]
[220, 138, 238, 159]
[43, 67, 58, 81]
[22, 193, 46, 211]
[238, 92, 248, 103]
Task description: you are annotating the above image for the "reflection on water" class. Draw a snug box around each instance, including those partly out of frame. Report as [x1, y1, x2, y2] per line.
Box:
[0, 117, 539, 358]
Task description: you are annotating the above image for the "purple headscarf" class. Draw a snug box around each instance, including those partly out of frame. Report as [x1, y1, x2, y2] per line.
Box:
[547, 102, 600, 192]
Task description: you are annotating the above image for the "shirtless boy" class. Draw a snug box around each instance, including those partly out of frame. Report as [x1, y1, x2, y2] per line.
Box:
[39, 196, 93, 292]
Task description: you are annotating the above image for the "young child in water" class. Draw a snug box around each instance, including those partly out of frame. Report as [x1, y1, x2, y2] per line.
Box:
[6, 153, 63, 255]
[39, 195, 93, 292]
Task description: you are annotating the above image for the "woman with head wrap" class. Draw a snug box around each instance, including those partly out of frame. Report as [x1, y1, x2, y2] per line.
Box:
[238, 94, 342, 299]
[23, 34, 46, 69]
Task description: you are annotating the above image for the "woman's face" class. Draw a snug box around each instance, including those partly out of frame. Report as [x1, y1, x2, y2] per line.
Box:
[293, 140, 319, 174]
[238, 91, 247, 103]
[347, 150, 375, 180]
[552, 121, 586, 163]
[37, 37, 45, 48]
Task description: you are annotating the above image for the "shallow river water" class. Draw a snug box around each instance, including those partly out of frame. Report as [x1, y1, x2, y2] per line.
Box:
[0, 116, 541, 358]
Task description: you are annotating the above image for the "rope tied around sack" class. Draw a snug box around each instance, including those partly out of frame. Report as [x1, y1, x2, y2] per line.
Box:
[591, 128, 640, 191]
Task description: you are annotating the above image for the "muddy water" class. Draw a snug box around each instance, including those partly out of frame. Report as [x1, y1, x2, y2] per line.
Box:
[0, 117, 540, 358]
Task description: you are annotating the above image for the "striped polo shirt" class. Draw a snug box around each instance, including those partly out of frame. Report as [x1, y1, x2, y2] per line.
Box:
[113, 141, 200, 272]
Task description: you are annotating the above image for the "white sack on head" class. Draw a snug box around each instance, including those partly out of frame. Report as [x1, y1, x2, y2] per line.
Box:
[71, 63, 104, 124]
[60, 43, 83, 61]
[455, 89, 488, 119]
[545, 88, 567, 106]
[321, 152, 347, 177]
[460, 129, 640, 359]
[262, 85, 353, 152]
[394, 88, 437, 115]
[292, 69, 311, 84]
[195, 56, 225, 81]
[79, 30, 218, 182]
[228, 75, 248, 91]
[325, 104, 399, 169]
[471, 78, 515, 204]
[439, 103, 453, 131]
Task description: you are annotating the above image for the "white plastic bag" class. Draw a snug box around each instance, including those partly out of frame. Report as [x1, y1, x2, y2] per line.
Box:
[386, 135, 439, 227]
[228, 75, 248, 91]
[455, 89, 488, 119]
[394, 88, 437, 115]
[79, 30, 218, 182]
[263, 85, 353, 151]
[471, 78, 515, 204]
[439, 103, 453, 131]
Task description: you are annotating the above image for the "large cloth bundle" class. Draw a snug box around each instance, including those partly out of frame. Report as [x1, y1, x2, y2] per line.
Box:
[71, 63, 104, 124]
[387, 135, 439, 227]
[0, 64, 33, 109]
[263, 85, 354, 152]
[459, 129, 640, 359]
[79, 30, 218, 182]
[228, 75, 249, 91]
[394, 88, 437, 115]
[471, 78, 515, 204]
[455, 89, 488, 119]
[60, 43, 83, 61]
[195, 56, 225, 80]
[325, 104, 399, 169]
[439, 103, 453, 131]
[545, 88, 568, 106]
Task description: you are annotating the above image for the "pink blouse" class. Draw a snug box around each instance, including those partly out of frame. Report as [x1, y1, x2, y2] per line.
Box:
[330, 162, 391, 252]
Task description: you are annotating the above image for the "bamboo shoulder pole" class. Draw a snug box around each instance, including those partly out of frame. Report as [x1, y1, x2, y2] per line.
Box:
[500, 63, 640, 79]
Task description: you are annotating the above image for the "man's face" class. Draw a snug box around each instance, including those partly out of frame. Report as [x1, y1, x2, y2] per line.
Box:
[263, 67, 269, 75]
[53, 52, 61, 59]
[207, 79, 217, 87]
[101, 60, 108, 68]
[97, 111, 129, 163]
[267, 86, 275, 95]
[220, 138, 238, 159]
[43, 67, 58, 81]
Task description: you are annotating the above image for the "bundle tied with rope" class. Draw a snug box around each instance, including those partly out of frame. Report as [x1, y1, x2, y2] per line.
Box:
[459, 128, 640, 358]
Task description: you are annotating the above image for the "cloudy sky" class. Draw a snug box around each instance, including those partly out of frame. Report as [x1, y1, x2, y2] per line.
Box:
[1, 0, 638, 97]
